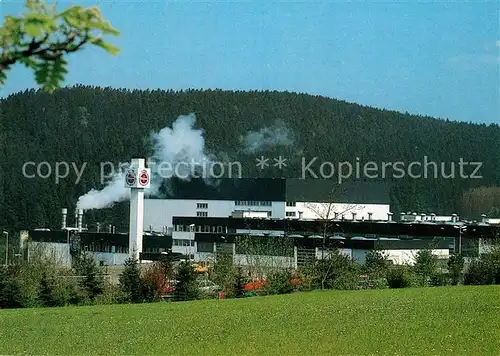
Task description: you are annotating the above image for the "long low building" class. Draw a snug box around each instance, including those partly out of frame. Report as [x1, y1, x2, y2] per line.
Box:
[23, 215, 500, 267]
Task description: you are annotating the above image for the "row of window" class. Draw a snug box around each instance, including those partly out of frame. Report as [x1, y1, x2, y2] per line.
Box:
[174, 225, 226, 233]
[196, 203, 208, 209]
[197, 211, 208, 217]
[173, 239, 195, 247]
[235, 201, 272, 206]
[286, 211, 296, 217]
[286, 201, 296, 207]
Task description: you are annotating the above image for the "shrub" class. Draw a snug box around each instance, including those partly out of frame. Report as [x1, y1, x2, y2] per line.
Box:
[266, 269, 294, 295]
[463, 259, 494, 285]
[141, 261, 174, 302]
[364, 249, 390, 278]
[386, 265, 418, 288]
[0, 265, 23, 308]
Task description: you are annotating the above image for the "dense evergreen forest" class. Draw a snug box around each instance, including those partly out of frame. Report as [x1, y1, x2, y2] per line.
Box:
[0, 86, 499, 232]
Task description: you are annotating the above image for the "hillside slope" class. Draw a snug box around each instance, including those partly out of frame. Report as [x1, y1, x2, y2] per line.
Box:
[0, 86, 499, 230]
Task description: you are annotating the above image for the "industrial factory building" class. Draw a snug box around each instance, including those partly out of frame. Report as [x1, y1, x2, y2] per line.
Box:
[23, 211, 499, 268]
[143, 178, 392, 233]
[17, 176, 500, 268]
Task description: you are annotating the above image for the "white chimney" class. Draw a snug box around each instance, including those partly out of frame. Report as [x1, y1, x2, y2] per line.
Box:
[387, 212, 393, 222]
[61, 208, 67, 229]
[481, 214, 487, 224]
[77, 209, 84, 232]
[367, 212, 373, 221]
[451, 213, 458, 223]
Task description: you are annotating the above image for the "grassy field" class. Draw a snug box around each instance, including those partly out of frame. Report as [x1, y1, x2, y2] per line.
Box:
[1, 286, 499, 355]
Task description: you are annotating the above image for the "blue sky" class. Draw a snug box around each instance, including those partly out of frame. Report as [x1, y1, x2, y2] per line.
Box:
[2, 1, 499, 124]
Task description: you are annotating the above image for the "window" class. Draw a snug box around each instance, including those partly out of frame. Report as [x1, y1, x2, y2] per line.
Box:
[286, 201, 296, 207]
[286, 211, 296, 217]
[216, 226, 223, 233]
[197, 211, 208, 217]
[197, 203, 208, 209]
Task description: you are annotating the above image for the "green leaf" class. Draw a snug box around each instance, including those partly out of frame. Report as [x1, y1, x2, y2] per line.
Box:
[90, 38, 120, 55]
[24, 23, 44, 37]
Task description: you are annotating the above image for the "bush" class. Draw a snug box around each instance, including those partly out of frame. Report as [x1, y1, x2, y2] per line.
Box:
[0, 265, 24, 308]
[364, 249, 390, 278]
[448, 254, 464, 285]
[266, 269, 294, 295]
[386, 265, 418, 288]
[141, 261, 174, 302]
[429, 272, 450, 287]
[463, 260, 494, 285]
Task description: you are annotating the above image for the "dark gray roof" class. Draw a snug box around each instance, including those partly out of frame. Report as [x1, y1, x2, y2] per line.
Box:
[151, 178, 390, 204]
[285, 179, 390, 204]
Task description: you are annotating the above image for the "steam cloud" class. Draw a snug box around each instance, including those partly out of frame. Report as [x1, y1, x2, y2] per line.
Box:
[242, 120, 294, 154]
[76, 113, 212, 210]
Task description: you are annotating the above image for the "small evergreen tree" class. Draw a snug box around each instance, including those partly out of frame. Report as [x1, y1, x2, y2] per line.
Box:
[448, 254, 464, 285]
[73, 252, 103, 301]
[364, 249, 390, 278]
[119, 256, 143, 303]
[173, 261, 199, 301]
[414, 249, 438, 286]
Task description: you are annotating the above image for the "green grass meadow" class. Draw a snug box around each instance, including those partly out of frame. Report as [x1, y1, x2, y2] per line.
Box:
[1, 286, 499, 355]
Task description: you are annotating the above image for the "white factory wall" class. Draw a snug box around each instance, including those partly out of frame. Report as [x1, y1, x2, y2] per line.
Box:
[289, 202, 390, 220]
[30, 241, 72, 265]
[93, 252, 129, 266]
[143, 199, 285, 232]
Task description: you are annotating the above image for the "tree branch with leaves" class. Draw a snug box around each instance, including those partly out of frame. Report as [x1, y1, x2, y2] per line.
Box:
[0, 0, 120, 92]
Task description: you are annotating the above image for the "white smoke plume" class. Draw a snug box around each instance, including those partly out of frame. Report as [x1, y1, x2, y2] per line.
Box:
[242, 120, 294, 154]
[76, 113, 212, 210]
[76, 172, 130, 210]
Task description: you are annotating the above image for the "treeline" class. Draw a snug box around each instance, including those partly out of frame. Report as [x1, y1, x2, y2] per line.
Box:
[0, 86, 499, 231]
[2, 243, 500, 309]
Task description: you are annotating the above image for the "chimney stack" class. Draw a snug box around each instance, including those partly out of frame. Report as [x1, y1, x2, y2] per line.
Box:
[61, 208, 67, 230]
[451, 213, 458, 223]
[387, 212, 393, 222]
[77, 209, 84, 232]
[481, 214, 487, 224]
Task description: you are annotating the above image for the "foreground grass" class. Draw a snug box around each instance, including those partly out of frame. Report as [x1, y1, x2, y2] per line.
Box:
[1, 286, 500, 355]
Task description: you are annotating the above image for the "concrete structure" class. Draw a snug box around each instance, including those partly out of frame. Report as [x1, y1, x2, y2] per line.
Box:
[125, 158, 150, 260]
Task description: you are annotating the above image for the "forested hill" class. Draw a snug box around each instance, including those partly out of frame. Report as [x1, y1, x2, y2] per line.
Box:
[1, 86, 499, 231]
